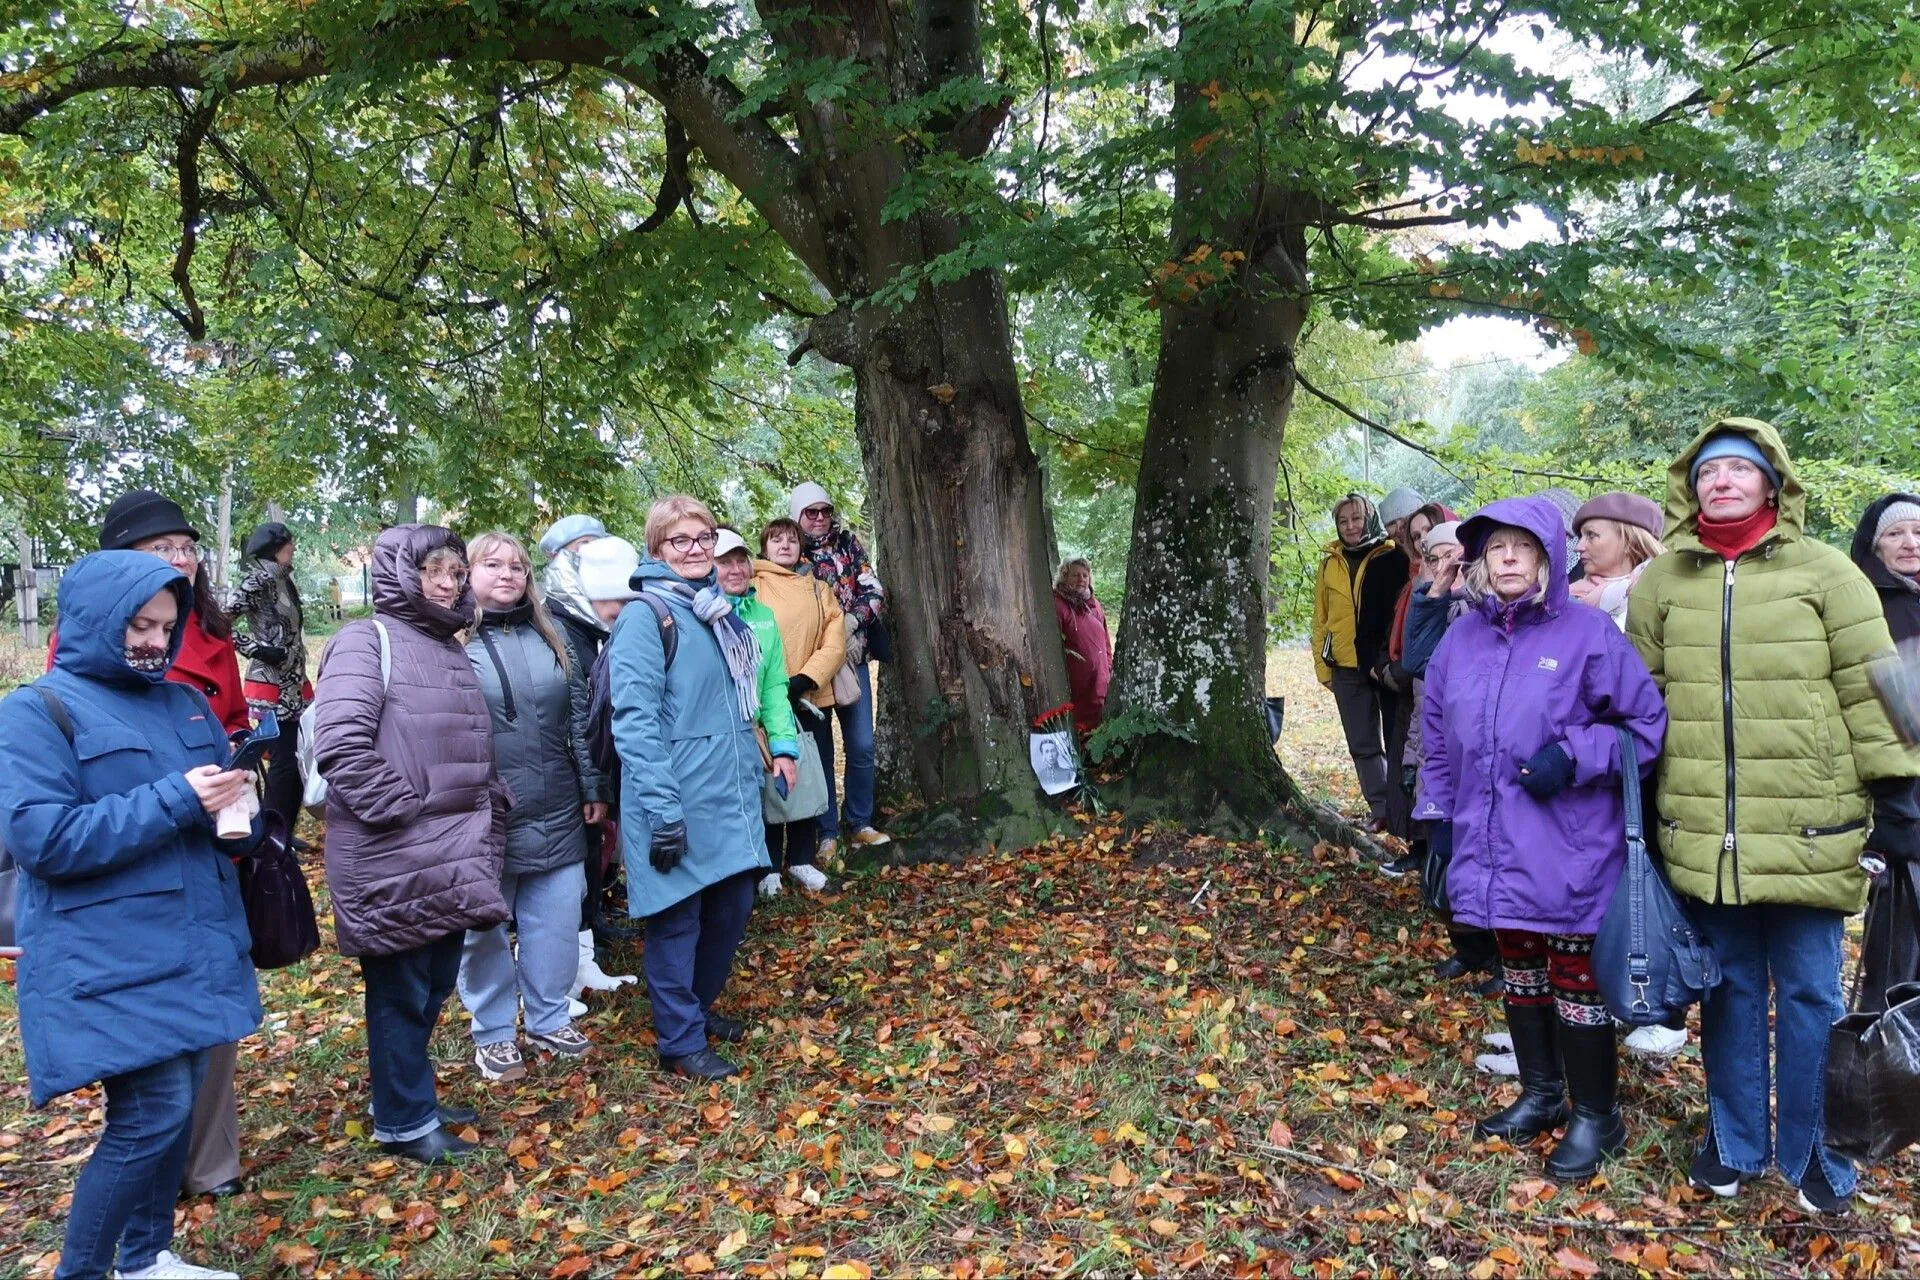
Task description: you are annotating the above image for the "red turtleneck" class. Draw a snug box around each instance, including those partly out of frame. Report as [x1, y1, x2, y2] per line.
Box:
[1696, 505, 1779, 561]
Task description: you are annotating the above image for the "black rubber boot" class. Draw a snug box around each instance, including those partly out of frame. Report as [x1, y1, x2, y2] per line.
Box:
[1545, 1018, 1626, 1180]
[1474, 1000, 1569, 1141]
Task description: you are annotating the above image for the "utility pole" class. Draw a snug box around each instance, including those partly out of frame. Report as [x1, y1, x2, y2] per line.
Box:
[16, 526, 38, 650]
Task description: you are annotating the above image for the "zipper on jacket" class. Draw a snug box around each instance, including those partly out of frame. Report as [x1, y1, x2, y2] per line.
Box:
[1800, 819, 1866, 838]
[1483, 633, 1514, 928]
[1719, 557, 1740, 904]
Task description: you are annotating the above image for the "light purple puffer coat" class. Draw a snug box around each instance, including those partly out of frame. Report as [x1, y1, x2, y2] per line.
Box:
[313, 525, 510, 957]
[1415, 497, 1668, 935]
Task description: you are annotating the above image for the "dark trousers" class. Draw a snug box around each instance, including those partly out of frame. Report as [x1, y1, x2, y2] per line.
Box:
[263, 709, 304, 837]
[1328, 667, 1391, 823]
[765, 818, 819, 872]
[361, 932, 462, 1144]
[1380, 691, 1413, 839]
[644, 872, 755, 1058]
[1448, 926, 1499, 974]
[57, 1049, 210, 1279]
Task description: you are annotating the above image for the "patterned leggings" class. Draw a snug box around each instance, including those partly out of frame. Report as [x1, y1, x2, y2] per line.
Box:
[1495, 930, 1608, 1026]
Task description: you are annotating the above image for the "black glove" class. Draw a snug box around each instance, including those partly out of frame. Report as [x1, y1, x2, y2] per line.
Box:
[1401, 764, 1418, 796]
[1517, 742, 1574, 800]
[252, 644, 288, 666]
[1867, 778, 1920, 862]
[649, 821, 687, 874]
[1428, 821, 1454, 863]
[788, 674, 818, 700]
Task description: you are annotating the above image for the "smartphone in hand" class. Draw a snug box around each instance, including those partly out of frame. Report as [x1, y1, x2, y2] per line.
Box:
[227, 710, 281, 773]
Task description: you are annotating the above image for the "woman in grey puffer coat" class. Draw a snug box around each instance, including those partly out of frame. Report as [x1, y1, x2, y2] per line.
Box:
[457, 532, 605, 1084]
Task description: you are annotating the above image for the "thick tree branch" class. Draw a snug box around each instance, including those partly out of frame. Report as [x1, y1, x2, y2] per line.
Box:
[0, 19, 834, 281]
[161, 93, 218, 341]
[1292, 369, 1465, 482]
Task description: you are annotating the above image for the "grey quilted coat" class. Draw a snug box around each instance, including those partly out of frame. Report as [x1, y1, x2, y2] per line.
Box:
[312, 525, 510, 957]
[466, 601, 596, 876]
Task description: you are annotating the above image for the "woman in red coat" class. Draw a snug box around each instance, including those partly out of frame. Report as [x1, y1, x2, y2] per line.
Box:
[1053, 558, 1113, 736]
[52, 490, 252, 1201]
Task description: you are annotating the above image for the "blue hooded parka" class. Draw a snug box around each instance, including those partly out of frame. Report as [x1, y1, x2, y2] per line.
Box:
[608, 560, 774, 917]
[0, 551, 262, 1105]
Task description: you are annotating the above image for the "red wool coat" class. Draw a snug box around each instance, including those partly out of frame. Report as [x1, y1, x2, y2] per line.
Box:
[1053, 589, 1113, 735]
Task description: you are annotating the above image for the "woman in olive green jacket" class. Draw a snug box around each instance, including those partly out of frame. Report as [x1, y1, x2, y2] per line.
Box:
[1627, 418, 1920, 1216]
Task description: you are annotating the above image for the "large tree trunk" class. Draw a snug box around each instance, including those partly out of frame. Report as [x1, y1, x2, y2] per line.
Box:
[1106, 63, 1317, 833]
[773, 0, 1070, 849]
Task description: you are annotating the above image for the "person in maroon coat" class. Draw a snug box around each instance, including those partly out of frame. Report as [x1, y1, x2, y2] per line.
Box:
[312, 525, 510, 1166]
[1053, 558, 1112, 736]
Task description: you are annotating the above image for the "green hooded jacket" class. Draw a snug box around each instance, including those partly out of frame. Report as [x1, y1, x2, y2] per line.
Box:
[1626, 417, 1919, 912]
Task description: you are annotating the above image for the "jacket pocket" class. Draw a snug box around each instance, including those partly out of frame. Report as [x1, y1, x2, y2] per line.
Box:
[71, 955, 191, 998]
[1806, 688, 1836, 792]
[1803, 817, 1867, 862]
[50, 856, 184, 911]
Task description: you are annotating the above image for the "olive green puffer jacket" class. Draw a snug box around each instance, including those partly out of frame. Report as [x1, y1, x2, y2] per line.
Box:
[1626, 417, 1919, 913]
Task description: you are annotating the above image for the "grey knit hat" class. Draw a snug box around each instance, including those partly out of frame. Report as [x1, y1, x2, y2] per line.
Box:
[1876, 500, 1920, 544]
[538, 514, 607, 558]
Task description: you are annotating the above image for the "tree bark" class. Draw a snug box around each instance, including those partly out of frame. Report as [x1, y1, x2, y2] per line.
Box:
[1106, 68, 1314, 833]
[768, 0, 1070, 846]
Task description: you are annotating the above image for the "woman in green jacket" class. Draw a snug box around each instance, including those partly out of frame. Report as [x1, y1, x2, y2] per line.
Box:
[1627, 418, 1920, 1216]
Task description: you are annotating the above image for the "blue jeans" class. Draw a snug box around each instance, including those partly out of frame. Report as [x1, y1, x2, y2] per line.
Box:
[58, 1049, 210, 1279]
[1694, 901, 1853, 1194]
[459, 861, 587, 1045]
[644, 872, 755, 1058]
[361, 932, 463, 1144]
[811, 663, 876, 840]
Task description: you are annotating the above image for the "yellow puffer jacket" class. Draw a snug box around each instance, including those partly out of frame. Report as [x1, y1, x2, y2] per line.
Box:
[1312, 539, 1398, 685]
[1626, 417, 1919, 913]
[750, 558, 846, 707]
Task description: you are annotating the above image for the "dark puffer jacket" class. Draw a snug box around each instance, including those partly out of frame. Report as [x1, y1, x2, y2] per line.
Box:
[313, 525, 509, 957]
[467, 601, 596, 874]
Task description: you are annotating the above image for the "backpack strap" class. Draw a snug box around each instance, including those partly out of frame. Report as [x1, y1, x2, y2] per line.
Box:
[638, 594, 677, 671]
[31, 682, 74, 747]
[371, 619, 391, 689]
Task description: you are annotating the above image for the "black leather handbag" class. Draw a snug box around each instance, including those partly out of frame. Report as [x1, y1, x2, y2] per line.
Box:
[1593, 727, 1721, 1025]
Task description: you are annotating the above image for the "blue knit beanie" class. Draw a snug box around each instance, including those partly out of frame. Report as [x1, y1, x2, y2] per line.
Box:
[1689, 432, 1779, 491]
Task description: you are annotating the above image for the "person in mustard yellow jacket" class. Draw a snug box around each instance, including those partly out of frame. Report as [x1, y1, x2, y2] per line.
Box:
[1312, 493, 1410, 829]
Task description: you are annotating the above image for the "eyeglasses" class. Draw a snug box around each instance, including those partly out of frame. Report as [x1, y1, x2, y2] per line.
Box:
[799, 505, 833, 521]
[142, 541, 207, 565]
[664, 531, 720, 553]
[476, 559, 529, 578]
[1696, 460, 1759, 483]
[421, 566, 469, 585]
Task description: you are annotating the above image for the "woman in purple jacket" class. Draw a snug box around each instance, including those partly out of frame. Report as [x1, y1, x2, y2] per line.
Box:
[1415, 496, 1667, 1180]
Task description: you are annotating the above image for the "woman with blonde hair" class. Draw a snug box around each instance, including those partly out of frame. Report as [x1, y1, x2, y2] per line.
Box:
[1570, 493, 1664, 627]
[457, 531, 604, 1083]
[610, 496, 796, 1078]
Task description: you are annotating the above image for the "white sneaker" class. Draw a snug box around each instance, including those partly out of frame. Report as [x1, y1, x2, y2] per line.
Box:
[1624, 1023, 1689, 1057]
[849, 826, 892, 848]
[758, 872, 784, 898]
[568, 995, 588, 1018]
[788, 863, 829, 893]
[1481, 1031, 1514, 1051]
[115, 1250, 240, 1279]
[816, 835, 838, 864]
[1473, 1051, 1519, 1076]
[575, 930, 637, 993]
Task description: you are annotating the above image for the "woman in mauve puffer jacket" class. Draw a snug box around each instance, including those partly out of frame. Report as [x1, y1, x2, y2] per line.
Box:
[313, 523, 509, 1167]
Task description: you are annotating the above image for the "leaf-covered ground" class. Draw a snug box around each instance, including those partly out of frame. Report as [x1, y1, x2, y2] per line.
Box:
[1, 653, 1913, 1278]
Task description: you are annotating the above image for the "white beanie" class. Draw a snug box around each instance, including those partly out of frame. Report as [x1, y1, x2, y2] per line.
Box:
[788, 481, 833, 523]
[1875, 500, 1920, 545]
[577, 536, 642, 602]
[1378, 485, 1425, 528]
[537, 514, 607, 558]
[1421, 520, 1462, 552]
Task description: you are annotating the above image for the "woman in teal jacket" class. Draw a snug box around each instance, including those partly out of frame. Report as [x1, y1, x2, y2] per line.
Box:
[609, 497, 797, 1080]
[0, 551, 261, 1280]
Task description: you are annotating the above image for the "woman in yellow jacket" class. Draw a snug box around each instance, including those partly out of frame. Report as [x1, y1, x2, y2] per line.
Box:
[1312, 493, 1410, 830]
[751, 517, 847, 892]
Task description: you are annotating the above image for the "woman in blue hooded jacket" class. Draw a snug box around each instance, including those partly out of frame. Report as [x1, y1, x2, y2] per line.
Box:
[0, 552, 262, 1280]
[608, 496, 798, 1081]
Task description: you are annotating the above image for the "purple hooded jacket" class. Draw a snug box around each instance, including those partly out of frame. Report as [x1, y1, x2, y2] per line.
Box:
[1414, 497, 1668, 934]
